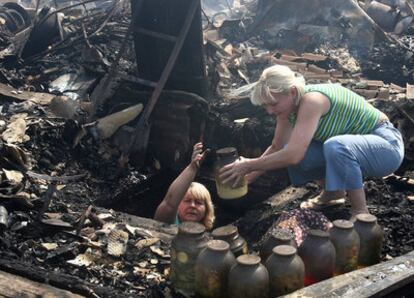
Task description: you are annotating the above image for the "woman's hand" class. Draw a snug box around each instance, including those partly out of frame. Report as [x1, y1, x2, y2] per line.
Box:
[219, 156, 252, 188]
[190, 142, 209, 169]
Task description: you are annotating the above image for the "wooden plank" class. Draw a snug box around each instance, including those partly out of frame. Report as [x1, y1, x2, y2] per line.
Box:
[390, 83, 405, 93]
[354, 89, 378, 99]
[307, 64, 327, 74]
[265, 186, 309, 208]
[406, 83, 414, 100]
[301, 53, 327, 61]
[303, 73, 331, 80]
[0, 82, 54, 105]
[283, 250, 414, 298]
[363, 80, 384, 87]
[0, 270, 84, 297]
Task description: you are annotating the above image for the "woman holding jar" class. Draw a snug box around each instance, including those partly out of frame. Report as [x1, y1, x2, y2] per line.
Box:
[219, 64, 404, 219]
[154, 142, 215, 229]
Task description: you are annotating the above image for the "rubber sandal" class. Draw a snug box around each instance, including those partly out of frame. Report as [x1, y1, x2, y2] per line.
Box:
[300, 196, 346, 210]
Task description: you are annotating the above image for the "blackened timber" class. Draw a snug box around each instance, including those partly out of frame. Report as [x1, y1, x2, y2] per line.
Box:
[132, 0, 207, 97]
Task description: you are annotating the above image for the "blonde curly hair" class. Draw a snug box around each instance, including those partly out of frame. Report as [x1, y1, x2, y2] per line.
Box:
[185, 182, 215, 230]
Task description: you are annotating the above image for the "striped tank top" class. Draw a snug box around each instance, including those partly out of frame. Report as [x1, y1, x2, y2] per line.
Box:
[289, 84, 381, 141]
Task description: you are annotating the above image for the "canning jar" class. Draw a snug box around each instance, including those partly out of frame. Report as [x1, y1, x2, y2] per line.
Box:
[329, 219, 360, 275]
[228, 254, 269, 298]
[298, 229, 336, 286]
[170, 222, 208, 296]
[214, 147, 248, 199]
[260, 228, 296, 262]
[353, 214, 383, 268]
[195, 240, 236, 298]
[265, 245, 304, 297]
[212, 224, 248, 257]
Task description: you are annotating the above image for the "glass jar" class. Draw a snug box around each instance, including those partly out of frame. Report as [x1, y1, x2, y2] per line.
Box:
[353, 214, 383, 268]
[298, 229, 336, 286]
[260, 228, 296, 262]
[329, 219, 360, 275]
[214, 147, 248, 199]
[265, 245, 304, 296]
[170, 222, 208, 296]
[212, 225, 248, 257]
[228, 254, 269, 298]
[195, 240, 236, 298]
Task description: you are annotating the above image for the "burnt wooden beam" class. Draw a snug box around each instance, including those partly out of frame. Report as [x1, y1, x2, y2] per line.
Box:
[284, 250, 414, 297]
[0, 270, 84, 298]
[0, 258, 124, 297]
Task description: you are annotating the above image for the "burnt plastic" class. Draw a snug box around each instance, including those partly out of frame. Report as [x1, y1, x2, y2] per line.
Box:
[195, 240, 236, 298]
[265, 245, 304, 296]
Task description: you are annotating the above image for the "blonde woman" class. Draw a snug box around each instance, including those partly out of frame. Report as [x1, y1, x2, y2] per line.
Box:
[220, 65, 404, 219]
[154, 142, 215, 230]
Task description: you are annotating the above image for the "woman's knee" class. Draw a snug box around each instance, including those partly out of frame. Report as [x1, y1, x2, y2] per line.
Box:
[323, 137, 352, 161]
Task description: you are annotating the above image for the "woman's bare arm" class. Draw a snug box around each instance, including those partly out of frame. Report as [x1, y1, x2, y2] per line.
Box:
[154, 143, 206, 223]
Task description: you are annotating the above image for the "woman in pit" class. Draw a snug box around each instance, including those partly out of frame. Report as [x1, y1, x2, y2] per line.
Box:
[154, 142, 215, 229]
[219, 64, 404, 219]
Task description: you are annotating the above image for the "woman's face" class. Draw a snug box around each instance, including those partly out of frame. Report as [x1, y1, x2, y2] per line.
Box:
[263, 88, 297, 117]
[177, 193, 206, 223]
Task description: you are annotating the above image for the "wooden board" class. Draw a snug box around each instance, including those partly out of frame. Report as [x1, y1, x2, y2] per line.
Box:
[0, 270, 84, 297]
[0, 82, 54, 105]
[283, 250, 414, 297]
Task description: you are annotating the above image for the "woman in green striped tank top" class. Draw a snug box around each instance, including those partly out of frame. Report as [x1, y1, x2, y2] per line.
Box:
[219, 65, 404, 219]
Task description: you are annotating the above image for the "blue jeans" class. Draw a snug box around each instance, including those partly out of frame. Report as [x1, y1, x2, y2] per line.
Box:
[288, 121, 405, 191]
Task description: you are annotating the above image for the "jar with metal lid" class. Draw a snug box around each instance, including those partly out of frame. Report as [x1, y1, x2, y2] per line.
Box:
[329, 219, 360, 275]
[265, 245, 304, 297]
[212, 224, 248, 257]
[228, 254, 269, 298]
[170, 222, 208, 296]
[214, 147, 248, 199]
[260, 228, 296, 262]
[353, 214, 383, 268]
[195, 240, 236, 298]
[298, 229, 336, 286]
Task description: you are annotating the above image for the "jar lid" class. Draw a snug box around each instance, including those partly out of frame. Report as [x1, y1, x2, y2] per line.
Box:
[179, 222, 206, 235]
[273, 245, 297, 256]
[207, 240, 230, 251]
[333, 219, 354, 229]
[216, 147, 237, 157]
[308, 229, 329, 238]
[356, 213, 377, 223]
[271, 228, 294, 241]
[212, 225, 238, 238]
[237, 254, 261, 265]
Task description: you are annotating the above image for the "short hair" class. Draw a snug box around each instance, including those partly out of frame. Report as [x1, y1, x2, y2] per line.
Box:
[186, 182, 215, 230]
[251, 65, 306, 106]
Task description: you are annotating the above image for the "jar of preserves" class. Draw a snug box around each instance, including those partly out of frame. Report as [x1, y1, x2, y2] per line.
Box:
[260, 228, 296, 262]
[298, 229, 336, 286]
[353, 214, 383, 268]
[329, 219, 360, 275]
[228, 254, 269, 298]
[265, 245, 304, 297]
[212, 224, 248, 257]
[195, 240, 236, 298]
[214, 147, 248, 199]
[170, 222, 208, 296]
